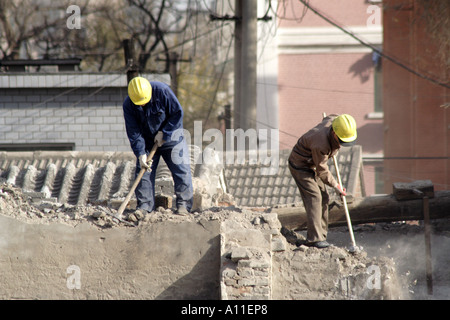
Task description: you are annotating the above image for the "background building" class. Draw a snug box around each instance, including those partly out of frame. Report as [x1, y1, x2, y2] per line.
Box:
[274, 0, 383, 195]
[382, 0, 450, 192]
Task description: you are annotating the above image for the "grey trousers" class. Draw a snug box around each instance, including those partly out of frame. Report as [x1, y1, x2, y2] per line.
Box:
[289, 163, 330, 243]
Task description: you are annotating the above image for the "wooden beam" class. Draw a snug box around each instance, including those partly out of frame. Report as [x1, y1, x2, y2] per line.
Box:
[275, 190, 450, 230]
[393, 179, 434, 200]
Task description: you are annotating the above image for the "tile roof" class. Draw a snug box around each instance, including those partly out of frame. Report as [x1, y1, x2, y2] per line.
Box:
[0, 147, 200, 206]
[0, 145, 364, 209]
[224, 146, 364, 207]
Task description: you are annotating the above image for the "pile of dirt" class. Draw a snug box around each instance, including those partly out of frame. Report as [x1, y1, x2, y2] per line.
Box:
[0, 182, 270, 229]
[273, 244, 403, 299]
[0, 182, 126, 228]
[0, 181, 426, 300]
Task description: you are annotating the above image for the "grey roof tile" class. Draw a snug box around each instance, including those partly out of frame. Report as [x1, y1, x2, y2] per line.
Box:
[224, 146, 364, 207]
[0, 145, 364, 209]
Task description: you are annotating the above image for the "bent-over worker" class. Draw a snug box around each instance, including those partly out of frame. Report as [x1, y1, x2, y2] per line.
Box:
[123, 77, 193, 217]
[288, 114, 357, 248]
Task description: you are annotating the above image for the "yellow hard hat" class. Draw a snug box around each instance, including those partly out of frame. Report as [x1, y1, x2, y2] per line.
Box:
[332, 114, 357, 144]
[128, 77, 152, 105]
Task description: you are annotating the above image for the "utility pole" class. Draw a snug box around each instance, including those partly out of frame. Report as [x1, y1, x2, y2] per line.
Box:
[123, 38, 139, 83]
[240, 0, 257, 131]
[233, 2, 242, 131]
[169, 52, 179, 96]
[234, 0, 257, 131]
[224, 104, 231, 130]
[212, 1, 267, 132]
[218, 104, 232, 131]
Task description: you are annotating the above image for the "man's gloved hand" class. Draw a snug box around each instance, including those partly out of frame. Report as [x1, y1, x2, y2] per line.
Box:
[336, 184, 347, 196]
[138, 154, 152, 171]
[154, 131, 165, 147]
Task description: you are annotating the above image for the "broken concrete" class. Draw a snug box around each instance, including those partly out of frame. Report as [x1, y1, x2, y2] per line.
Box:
[0, 214, 221, 300]
[0, 182, 416, 300]
[272, 246, 402, 299]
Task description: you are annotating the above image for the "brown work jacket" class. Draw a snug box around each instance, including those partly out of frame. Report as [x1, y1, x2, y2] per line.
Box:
[288, 115, 340, 188]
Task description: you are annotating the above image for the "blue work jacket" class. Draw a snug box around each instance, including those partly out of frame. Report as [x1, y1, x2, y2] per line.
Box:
[123, 81, 184, 158]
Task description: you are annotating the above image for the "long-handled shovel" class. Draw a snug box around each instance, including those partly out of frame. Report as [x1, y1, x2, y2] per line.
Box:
[332, 154, 358, 253]
[116, 144, 158, 217]
[323, 113, 358, 253]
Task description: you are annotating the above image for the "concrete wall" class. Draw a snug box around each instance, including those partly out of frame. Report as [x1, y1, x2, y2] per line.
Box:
[0, 208, 404, 300]
[0, 214, 220, 299]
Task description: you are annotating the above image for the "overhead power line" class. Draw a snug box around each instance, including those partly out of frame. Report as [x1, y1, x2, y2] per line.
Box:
[298, 0, 450, 89]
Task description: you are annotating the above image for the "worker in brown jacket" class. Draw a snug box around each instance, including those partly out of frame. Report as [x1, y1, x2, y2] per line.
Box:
[288, 114, 357, 248]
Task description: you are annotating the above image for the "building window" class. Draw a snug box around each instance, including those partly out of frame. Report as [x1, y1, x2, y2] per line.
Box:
[374, 165, 385, 194]
[373, 51, 383, 113]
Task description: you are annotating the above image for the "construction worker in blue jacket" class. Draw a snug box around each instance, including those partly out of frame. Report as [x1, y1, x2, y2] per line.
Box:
[123, 77, 193, 217]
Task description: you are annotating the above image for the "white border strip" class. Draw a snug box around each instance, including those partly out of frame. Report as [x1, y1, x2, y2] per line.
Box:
[278, 26, 382, 54]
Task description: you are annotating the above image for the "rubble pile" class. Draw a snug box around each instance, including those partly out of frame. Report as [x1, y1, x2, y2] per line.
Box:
[273, 244, 402, 299]
[0, 182, 124, 228]
[0, 180, 268, 230]
[0, 180, 409, 300]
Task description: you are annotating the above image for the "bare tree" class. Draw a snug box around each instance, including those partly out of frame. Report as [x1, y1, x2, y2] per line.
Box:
[0, 0, 220, 72]
[0, 0, 69, 60]
[0, 0, 234, 133]
[124, 0, 198, 72]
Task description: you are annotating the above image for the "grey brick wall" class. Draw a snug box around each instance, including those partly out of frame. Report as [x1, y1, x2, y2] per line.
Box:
[0, 87, 129, 151]
[0, 73, 170, 152]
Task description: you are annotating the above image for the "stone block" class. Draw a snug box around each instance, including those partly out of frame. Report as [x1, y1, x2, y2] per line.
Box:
[271, 236, 287, 252]
[192, 192, 212, 212]
[262, 213, 281, 229]
[231, 247, 251, 262]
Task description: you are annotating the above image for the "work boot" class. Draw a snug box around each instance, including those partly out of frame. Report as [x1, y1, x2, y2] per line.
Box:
[176, 206, 189, 216]
[305, 241, 330, 249]
[127, 209, 148, 222]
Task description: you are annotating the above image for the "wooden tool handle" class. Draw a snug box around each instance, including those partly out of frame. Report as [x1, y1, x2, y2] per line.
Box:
[116, 144, 158, 216]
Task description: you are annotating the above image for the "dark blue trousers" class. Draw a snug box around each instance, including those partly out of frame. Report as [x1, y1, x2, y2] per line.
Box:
[134, 139, 193, 212]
